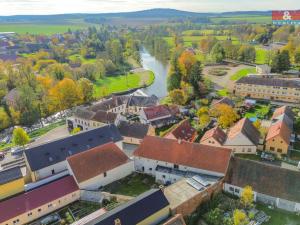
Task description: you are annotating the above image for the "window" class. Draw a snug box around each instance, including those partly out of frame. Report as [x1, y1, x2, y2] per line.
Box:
[229, 187, 234, 191]
[38, 208, 42, 212]
[104, 172, 107, 177]
[277, 148, 282, 153]
[51, 169, 55, 175]
[174, 164, 179, 169]
[149, 168, 152, 171]
[48, 204, 53, 208]
[28, 212, 32, 217]
[234, 188, 240, 194]
[13, 219, 19, 225]
[248, 148, 252, 152]
[162, 175, 166, 179]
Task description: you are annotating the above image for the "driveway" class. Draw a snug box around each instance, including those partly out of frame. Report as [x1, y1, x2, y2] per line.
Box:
[29, 125, 70, 148]
[203, 64, 254, 91]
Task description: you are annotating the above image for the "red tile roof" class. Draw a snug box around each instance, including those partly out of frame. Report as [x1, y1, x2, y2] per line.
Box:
[0, 176, 78, 223]
[134, 136, 232, 174]
[165, 119, 197, 142]
[266, 121, 291, 144]
[200, 127, 227, 145]
[143, 105, 172, 120]
[67, 142, 130, 183]
[271, 106, 294, 120]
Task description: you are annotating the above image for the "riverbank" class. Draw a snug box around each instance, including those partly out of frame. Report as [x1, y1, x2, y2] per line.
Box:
[93, 70, 155, 98]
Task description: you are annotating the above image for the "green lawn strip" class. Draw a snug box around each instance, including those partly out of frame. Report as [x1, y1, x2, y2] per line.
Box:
[256, 204, 300, 225]
[217, 88, 229, 97]
[93, 71, 154, 98]
[103, 173, 157, 197]
[230, 67, 256, 81]
[244, 104, 270, 119]
[68, 54, 97, 64]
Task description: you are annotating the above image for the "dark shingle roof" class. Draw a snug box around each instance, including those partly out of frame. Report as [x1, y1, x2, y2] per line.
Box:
[24, 125, 122, 171]
[94, 189, 169, 225]
[226, 157, 300, 202]
[236, 76, 300, 88]
[0, 167, 23, 185]
[118, 121, 150, 139]
[127, 95, 158, 107]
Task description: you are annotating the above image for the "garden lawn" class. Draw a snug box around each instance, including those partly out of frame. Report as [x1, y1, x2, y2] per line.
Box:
[244, 104, 270, 119]
[93, 70, 154, 98]
[256, 48, 268, 65]
[29, 120, 65, 139]
[102, 173, 158, 197]
[230, 67, 256, 81]
[256, 204, 300, 225]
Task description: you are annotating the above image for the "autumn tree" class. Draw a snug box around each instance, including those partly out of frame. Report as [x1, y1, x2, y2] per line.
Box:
[233, 210, 248, 225]
[49, 78, 82, 112]
[12, 127, 30, 147]
[178, 51, 197, 78]
[210, 104, 239, 128]
[240, 186, 254, 209]
[78, 78, 94, 102]
[169, 89, 187, 105]
[0, 107, 10, 130]
[211, 42, 225, 63]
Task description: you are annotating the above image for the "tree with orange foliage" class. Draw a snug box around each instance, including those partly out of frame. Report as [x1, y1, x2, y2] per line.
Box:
[178, 51, 197, 78]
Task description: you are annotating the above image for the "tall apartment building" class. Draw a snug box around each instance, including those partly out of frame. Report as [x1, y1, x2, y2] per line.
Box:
[234, 76, 300, 103]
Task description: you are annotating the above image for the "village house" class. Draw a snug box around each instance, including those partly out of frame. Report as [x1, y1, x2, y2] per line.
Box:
[91, 189, 170, 225]
[265, 106, 294, 157]
[200, 118, 260, 154]
[211, 97, 235, 108]
[67, 107, 119, 131]
[233, 76, 300, 103]
[67, 142, 133, 190]
[224, 157, 300, 212]
[118, 121, 155, 145]
[133, 136, 232, 185]
[0, 176, 80, 225]
[165, 119, 197, 142]
[200, 127, 227, 147]
[0, 167, 24, 200]
[140, 105, 180, 128]
[24, 125, 123, 182]
[224, 118, 260, 154]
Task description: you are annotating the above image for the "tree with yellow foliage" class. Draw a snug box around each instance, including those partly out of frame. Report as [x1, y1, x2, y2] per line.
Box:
[241, 186, 254, 209]
[233, 209, 248, 225]
[210, 104, 239, 128]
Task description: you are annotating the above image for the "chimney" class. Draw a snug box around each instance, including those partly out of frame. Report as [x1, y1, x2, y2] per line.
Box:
[178, 139, 182, 144]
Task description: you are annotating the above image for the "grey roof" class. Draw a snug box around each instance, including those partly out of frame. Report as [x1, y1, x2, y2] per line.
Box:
[226, 157, 300, 203]
[94, 189, 169, 225]
[24, 125, 123, 171]
[236, 77, 300, 89]
[127, 95, 158, 107]
[0, 167, 23, 185]
[118, 121, 150, 139]
[74, 107, 117, 124]
[90, 96, 128, 112]
[74, 107, 95, 120]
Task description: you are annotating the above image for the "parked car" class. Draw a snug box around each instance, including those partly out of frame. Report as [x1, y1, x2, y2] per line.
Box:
[11, 147, 24, 156]
[261, 152, 275, 162]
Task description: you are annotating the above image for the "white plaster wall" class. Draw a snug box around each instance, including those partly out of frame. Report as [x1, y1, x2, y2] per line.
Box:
[35, 161, 68, 181]
[78, 161, 134, 190]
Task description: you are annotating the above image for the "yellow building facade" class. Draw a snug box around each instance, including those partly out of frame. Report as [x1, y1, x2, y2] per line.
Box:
[0, 178, 24, 200]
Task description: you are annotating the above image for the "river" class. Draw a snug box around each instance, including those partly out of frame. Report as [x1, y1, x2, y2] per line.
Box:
[140, 48, 169, 98]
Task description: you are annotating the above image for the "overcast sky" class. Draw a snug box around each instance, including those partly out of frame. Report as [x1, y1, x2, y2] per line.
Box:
[1, 0, 300, 16]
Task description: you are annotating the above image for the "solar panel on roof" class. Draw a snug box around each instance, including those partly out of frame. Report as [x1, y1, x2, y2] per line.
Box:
[186, 178, 204, 191]
[192, 175, 210, 187]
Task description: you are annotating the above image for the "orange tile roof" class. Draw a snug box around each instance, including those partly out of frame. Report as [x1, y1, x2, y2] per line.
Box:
[166, 119, 197, 142]
[134, 136, 232, 174]
[227, 118, 260, 145]
[200, 127, 227, 145]
[272, 106, 294, 120]
[67, 142, 130, 183]
[266, 121, 291, 144]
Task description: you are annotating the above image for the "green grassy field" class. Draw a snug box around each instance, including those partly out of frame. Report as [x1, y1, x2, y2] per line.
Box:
[230, 67, 256, 81]
[93, 70, 154, 98]
[0, 23, 87, 35]
[217, 88, 229, 97]
[211, 16, 272, 24]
